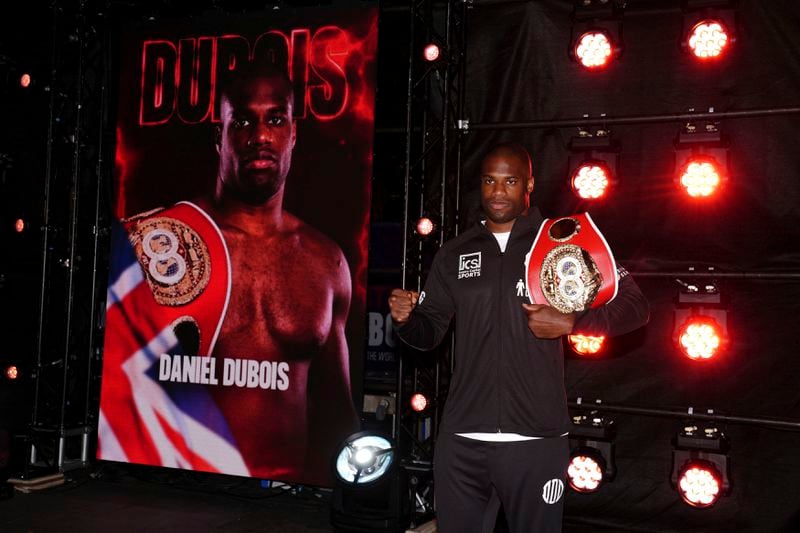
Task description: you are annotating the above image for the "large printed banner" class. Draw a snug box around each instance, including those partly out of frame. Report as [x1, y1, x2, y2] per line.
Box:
[97, 6, 377, 487]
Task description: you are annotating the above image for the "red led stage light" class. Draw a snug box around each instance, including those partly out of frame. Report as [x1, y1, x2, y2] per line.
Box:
[416, 217, 435, 237]
[423, 44, 440, 62]
[574, 31, 613, 69]
[14, 219, 25, 233]
[677, 317, 723, 361]
[410, 393, 428, 413]
[568, 334, 606, 356]
[688, 20, 730, 60]
[5, 365, 18, 380]
[567, 452, 604, 493]
[677, 461, 723, 508]
[679, 157, 722, 198]
[571, 163, 610, 200]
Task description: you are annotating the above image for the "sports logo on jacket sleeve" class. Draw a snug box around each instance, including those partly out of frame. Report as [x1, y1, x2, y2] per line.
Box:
[458, 252, 482, 279]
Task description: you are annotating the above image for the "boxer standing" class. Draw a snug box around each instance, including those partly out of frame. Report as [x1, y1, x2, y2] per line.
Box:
[389, 143, 649, 532]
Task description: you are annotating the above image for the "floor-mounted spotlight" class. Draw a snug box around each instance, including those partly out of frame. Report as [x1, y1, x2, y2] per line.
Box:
[674, 121, 730, 199]
[567, 410, 616, 493]
[671, 423, 731, 508]
[568, 127, 619, 201]
[673, 274, 729, 362]
[570, 0, 624, 71]
[331, 431, 410, 532]
[681, 0, 737, 62]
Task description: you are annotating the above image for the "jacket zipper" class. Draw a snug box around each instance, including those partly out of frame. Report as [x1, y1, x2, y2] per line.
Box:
[495, 232, 504, 433]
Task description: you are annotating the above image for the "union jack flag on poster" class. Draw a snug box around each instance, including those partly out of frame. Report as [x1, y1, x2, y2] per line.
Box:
[97, 220, 249, 475]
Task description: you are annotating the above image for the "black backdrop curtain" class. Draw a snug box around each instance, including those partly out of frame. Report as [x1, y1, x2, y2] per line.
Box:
[456, 0, 800, 530]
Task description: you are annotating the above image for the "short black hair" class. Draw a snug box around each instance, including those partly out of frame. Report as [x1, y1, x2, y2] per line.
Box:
[218, 60, 294, 105]
[482, 142, 533, 177]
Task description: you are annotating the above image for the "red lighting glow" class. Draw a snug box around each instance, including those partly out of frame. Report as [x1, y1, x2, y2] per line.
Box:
[688, 20, 730, 60]
[5, 365, 18, 380]
[568, 334, 606, 356]
[678, 317, 722, 361]
[15, 219, 25, 233]
[678, 461, 722, 508]
[679, 157, 722, 198]
[410, 393, 428, 413]
[567, 454, 604, 493]
[423, 44, 440, 62]
[575, 31, 613, 69]
[416, 217, 435, 236]
[571, 163, 610, 199]
[20, 73, 32, 88]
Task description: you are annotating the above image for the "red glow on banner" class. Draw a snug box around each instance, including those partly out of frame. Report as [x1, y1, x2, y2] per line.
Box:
[114, 127, 134, 219]
[138, 25, 371, 126]
[340, 16, 378, 125]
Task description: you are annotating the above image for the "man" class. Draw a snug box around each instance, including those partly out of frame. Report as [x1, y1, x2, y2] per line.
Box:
[389, 143, 649, 532]
[201, 61, 359, 484]
[99, 62, 358, 486]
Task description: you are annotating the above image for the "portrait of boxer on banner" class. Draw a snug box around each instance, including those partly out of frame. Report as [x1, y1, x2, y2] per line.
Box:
[98, 59, 361, 486]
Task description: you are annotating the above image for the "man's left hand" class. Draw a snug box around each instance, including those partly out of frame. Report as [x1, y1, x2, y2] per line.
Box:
[521, 303, 576, 339]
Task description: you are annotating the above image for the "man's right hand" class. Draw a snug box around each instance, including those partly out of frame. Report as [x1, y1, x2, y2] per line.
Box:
[388, 289, 419, 325]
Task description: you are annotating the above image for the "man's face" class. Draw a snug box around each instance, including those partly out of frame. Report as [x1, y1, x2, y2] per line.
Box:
[480, 152, 533, 228]
[217, 74, 296, 204]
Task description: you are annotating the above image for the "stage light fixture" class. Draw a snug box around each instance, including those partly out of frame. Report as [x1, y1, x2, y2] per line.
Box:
[416, 217, 435, 237]
[688, 20, 730, 60]
[14, 219, 25, 233]
[423, 43, 440, 63]
[568, 128, 619, 201]
[570, 0, 623, 71]
[671, 424, 731, 508]
[410, 393, 428, 413]
[673, 276, 728, 362]
[681, 1, 736, 62]
[574, 31, 613, 69]
[567, 334, 606, 356]
[19, 73, 32, 88]
[334, 432, 396, 486]
[331, 431, 411, 532]
[679, 156, 722, 198]
[568, 410, 616, 493]
[5, 366, 18, 381]
[571, 163, 611, 200]
[674, 121, 729, 200]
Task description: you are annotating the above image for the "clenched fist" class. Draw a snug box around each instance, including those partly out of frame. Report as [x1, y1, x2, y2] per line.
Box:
[521, 303, 576, 339]
[389, 289, 420, 325]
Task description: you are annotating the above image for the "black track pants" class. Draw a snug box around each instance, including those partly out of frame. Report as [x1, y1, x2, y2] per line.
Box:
[433, 433, 569, 533]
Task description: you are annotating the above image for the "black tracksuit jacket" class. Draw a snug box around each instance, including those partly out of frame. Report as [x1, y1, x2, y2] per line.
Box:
[396, 209, 650, 437]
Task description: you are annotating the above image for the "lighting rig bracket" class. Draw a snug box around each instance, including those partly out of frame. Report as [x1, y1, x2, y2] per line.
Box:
[670, 422, 732, 495]
[569, 409, 617, 482]
[672, 269, 729, 347]
[673, 120, 730, 190]
[569, 126, 620, 167]
[568, 125, 620, 198]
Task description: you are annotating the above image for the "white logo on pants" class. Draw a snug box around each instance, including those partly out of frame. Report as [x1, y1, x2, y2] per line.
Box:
[542, 479, 564, 504]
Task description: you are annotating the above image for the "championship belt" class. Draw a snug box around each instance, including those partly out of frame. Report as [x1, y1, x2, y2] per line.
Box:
[123, 201, 231, 355]
[524, 212, 617, 313]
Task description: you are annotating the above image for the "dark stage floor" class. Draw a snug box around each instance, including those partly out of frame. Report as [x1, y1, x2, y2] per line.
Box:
[0, 464, 612, 533]
[0, 465, 335, 533]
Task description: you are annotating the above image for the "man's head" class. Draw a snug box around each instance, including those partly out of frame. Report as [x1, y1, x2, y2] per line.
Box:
[479, 142, 534, 232]
[216, 61, 296, 205]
